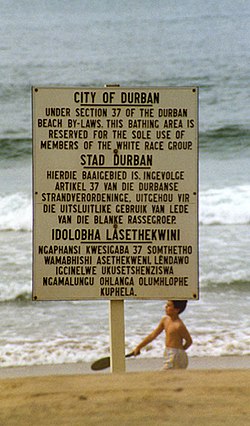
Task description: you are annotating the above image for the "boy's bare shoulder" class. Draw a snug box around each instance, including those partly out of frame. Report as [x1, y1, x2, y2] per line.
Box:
[176, 318, 190, 335]
[165, 316, 186, 328]
[176, 317, 186, 327]
[161, 315, 169, 326]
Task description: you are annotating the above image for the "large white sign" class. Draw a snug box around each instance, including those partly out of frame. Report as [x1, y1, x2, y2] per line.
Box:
[32, 87, 199, 300]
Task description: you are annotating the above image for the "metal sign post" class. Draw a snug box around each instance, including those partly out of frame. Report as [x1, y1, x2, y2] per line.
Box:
[107, 86, 125, 373]
[109, 300, 125, 372]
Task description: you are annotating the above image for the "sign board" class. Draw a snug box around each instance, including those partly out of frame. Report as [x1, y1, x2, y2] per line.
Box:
[32, 87, 199, 301]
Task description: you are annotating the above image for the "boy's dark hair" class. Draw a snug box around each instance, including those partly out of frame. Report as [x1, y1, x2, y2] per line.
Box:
[173, 300, 187, 314]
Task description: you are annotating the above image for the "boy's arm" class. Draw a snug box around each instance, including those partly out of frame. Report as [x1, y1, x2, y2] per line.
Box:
[180, 323, 192, 350]
[133, 317, 165, 356]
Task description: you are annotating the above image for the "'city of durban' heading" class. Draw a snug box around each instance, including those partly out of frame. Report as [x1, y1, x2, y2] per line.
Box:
[73, 91, 160, 104]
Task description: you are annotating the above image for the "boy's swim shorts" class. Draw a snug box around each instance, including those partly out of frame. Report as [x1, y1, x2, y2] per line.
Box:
[163, 347, 188, 370]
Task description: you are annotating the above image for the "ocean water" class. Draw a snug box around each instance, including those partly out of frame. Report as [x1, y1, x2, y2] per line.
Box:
[0, 0, 249, 367]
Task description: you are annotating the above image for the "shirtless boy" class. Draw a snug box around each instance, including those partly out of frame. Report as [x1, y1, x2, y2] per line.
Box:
[133, 300, 192, 369]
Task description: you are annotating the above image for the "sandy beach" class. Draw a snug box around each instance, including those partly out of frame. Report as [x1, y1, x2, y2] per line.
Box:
[0, 357, 249, 426]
